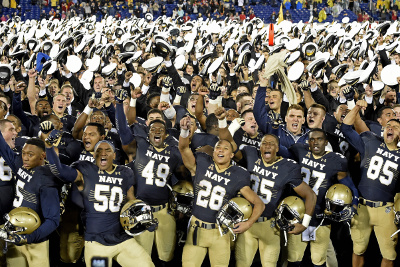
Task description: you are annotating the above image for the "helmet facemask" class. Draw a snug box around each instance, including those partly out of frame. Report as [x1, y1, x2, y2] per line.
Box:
[275, 204, 301, 232]
[120, 201, 158, 237]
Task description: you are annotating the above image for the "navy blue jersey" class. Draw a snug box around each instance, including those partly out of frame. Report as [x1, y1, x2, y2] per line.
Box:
[133, 136, 183, 205]
[131, 123, 179, 147]
[0, 156, 13, 187]
[290, 144, 348, 225]
[341, 124, 400, 202]
[233, 128, 263, 149]
[192, 153, 250, 223]
[241, 146, 303, 219]
[0, 133, 61, 243]
[71, 161, 134, 245]
[191, 132, 219, 152]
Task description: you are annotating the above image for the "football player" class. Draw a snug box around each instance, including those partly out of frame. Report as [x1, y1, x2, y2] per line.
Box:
[44, 132, 154, 267]
[341, 99, 400, 267]
[215, 107, 316, 267]
[281, 128, 359, 267]
[0, 133, 60, 267]
[178, 115, 265, 266]
[115, 89, 185, 264]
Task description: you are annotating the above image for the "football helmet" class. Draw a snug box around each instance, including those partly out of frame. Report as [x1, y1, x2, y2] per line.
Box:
[120, 199, 158, 236]
[324, 184, 353, 222]
[216, 197, 252, 240]
[168, 180, 194, 216]
[2, 207, 41, 234]
[275, 196, 305, 232]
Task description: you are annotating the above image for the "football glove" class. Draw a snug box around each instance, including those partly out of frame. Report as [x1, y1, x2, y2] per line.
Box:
[209, 83, 221, 100]
[40, 121, 54, 134]
[114, 89, 128, 103]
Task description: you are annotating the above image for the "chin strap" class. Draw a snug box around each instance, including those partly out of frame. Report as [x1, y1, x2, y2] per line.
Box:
[391, 229, 400, 239]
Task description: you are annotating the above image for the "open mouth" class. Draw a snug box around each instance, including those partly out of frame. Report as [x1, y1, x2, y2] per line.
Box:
[217, 154, 224, 158]
[154, 136, 161, 142]
[42, 111, 49, 116]
[84, 141, 91, 149]
[250, 125, 256, 129]
[100, 157, 107, 165]
[308, 118, 314, 124]
[191, 104, 196, 109]
[341, 114, 346, 121]
[292, 123, 299, 130]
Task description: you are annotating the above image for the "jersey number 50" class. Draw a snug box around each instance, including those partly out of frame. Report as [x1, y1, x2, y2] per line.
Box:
[94, 185, 123, 212]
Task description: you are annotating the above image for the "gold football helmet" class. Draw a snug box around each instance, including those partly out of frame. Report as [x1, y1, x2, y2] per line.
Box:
[324, 184, 353, 222]
[216, 197, 252, 240]
[3, 207, 41, 234]
[275, 196, 305, 231]
[120, 199, 158, 236]
[168, 180, 194, 216]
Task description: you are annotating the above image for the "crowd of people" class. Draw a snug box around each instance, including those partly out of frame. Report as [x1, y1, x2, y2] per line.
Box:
[0, 8, 399, 267]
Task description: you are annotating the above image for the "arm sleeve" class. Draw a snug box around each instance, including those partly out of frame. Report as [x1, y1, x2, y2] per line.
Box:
[253, 86, 272, 134]
[46, 147, 79, 183]
[311, 88, 330, 108]
[0, 131, 17, 173]
[26, 187, 60, 243]
[12, 93, 31, 132]
[115, 102, 134, 145]
[340, 123, 365, 156]
[339, 175, 359, 206]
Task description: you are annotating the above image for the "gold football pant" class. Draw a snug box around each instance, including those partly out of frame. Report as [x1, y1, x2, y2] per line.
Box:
[351, 203, 398, 261]
[287, 225, 331, 266]
[134, 205, 176, 262]
[235, 218, 280, 267]
[59, 207, 84, 263]
[85, 238, 154, 267]
[182, 216, 231, 267]
[6, 240, 49, 267]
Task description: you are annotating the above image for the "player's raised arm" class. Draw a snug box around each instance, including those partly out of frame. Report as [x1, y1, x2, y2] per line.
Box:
[41, 124, 83, 186]
[178, 116, 196, 176]
[291, 181, 317, 235]
[214, 106, 243, 161]
[115, 89, 137, 159]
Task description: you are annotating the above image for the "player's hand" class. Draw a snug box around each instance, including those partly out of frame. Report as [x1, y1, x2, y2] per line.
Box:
[131, 87, 142, 99]
[176, 86, 187, 96]
[198, 86, 209, 96]
[288, 223, 306, 235]
[5, 232, 27, 245]
[339, 206, 357, 222]
[299, 80, 310, 91]
[125, 71, 133, 81]
[28, 69, 37, 78]
[162, 76, 173, 90]
[180, 116, 191, 130]
[233, 221, 252, 234]
[46, 129, 63, 147]
[214, 107, 227, 120]
[356, 99, 368, 109]
[40, 121, 54, 134]
[342, 87, 355, 101]
[209, 83, 221, 100]
[114, 89, 128, 103]
[158, 101, 170, 111]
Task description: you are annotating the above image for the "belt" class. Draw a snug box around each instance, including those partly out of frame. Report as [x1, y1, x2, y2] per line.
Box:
[359, 198, 392, 208]
[257, 217, 269, 222]
[192, 219, 216, 246]
[151, 203, 166, 212]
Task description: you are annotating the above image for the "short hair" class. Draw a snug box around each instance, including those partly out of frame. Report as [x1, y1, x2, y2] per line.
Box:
[241, 109, 254, 119]
[236, 92, 251, 103]
[308, 128, 328, 140]
[5, 115, 21, 128]
[26, 138, 45, 152]
[216, 139, 234, 152]
[270, 88, 283, 98]
[377, 106, 394, 119]
[387, 118, 400, 125]
[205, 113, 218, 132]
[84, 122, 105, 136]
[0, 100, 7, 112]
[287, 104, 304, 114]
[35, 99, 49, 108]
[146, 92, 161, 107]
[0, 119, 13, 132]
[328, 80, 338, 90]
[0, 92, 11, 105]
[40, 114, 59, 123]
[149, 119, 166, 129]
[147, 108, 164, 119]
[94, 140, 115, 153]
[262, 134, 280, 146]
[309, 103, 326, 115]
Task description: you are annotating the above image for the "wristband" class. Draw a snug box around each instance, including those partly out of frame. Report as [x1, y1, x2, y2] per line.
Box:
[180, 128, 190, 138]
[209, 98, 220, 105]
[218, 118, 227, 128]
[302, 214, 312, 228]
[347, 99, 355, 110]
[174, 95, 182, 104]
[83, 105, 93, 116]
[161, 86, 170, 93]
[163, 106, 176, 119]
